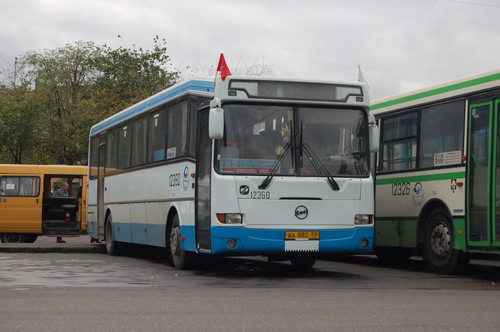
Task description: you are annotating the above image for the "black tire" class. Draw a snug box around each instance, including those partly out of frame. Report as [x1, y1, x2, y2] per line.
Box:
[105, 214, 122, 256]
[167, 214, 196, 270]
[424, 209, 469, 274]
[0, 233, 26, 243]
[374, 247, 412, 265]
[290, 255, 317, 271]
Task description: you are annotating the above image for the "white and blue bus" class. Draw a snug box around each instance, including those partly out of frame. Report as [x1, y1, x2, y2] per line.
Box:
[87, 75, 379, 269]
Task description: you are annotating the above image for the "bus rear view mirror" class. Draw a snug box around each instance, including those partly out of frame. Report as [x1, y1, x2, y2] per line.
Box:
[209, 107, 224, 139]
[368, 114, 379, 153]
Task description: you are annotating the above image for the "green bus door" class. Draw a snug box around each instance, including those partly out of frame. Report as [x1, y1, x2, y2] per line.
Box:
[468, 100, 500, 251]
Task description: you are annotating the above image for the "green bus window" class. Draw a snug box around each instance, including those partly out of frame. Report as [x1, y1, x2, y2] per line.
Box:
[381, 112, 417, 172]
[420, 100, 465, 168]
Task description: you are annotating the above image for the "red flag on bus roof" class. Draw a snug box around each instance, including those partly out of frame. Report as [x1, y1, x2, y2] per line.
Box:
[216, 53, 232, 81]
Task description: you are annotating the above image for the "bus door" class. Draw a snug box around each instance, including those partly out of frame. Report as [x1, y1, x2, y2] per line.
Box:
[467, 99, 500, 250]
[195, 108, 212, 252]
[42, 175, 83, 234]
[97, 135, 107, 237]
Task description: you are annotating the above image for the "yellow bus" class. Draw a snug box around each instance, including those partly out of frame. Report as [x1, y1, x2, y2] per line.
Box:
[0, 164, 87, 243]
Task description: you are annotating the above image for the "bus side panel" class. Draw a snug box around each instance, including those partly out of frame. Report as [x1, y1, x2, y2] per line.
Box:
[100, 163, 196, 247]
[146, 201, 168, 247]
[453, 218, 466, 251]
[374, 219, 418, 248]
[0, 196, 43, 233]
[131, 202, 147, 245]
[0, 176, 42, 234]
[375, 168, 466, 248]
[110, 203, 132, 243]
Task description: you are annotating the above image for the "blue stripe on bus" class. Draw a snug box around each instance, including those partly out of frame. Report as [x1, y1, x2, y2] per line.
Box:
[111, 222, 167, 247]
[110, 222, 373, 254]
[181, 225, 374, 254]
[90, 80, 214, 135]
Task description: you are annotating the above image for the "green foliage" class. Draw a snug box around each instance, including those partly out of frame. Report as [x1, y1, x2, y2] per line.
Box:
[0, 87, 42, 163]
[93, 36, 179, 119]
[0, 37, 179, 164]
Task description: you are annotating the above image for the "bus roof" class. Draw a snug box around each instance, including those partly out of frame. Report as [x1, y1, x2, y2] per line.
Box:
[90, 79, 214, 136]
[371, 68, 500, 114]
[0, 164, 87, 175]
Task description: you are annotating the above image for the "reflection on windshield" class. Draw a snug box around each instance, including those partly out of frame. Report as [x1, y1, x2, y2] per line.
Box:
[215, 104, 369, 177]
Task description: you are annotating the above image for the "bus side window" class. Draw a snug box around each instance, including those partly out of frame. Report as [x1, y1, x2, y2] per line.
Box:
[0, 176, 39, 197]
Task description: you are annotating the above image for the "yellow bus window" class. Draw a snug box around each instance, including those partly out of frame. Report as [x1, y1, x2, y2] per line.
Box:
[0, 176, 40, 197]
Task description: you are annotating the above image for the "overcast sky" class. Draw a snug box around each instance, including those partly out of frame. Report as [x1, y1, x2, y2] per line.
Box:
[1, 0, 499, 99]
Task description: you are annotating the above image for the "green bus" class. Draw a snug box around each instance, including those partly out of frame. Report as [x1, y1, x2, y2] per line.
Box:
[371, 68, 500, 274]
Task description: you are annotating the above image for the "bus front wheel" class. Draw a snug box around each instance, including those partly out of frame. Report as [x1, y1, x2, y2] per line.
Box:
[167, 214, 196, 270]
[424, 209, 468, 274]
[290, 255, 317, 271]
[105, 214, 122, 256]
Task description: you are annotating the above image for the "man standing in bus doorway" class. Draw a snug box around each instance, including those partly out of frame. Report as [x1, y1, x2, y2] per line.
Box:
[53, 182, 69, 243]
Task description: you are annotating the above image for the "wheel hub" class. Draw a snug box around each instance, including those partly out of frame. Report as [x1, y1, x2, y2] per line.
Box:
[430, 223, 451, 258]
[170, 226, 180, 256]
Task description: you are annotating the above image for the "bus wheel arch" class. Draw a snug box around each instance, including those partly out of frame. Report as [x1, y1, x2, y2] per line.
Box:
[104, 210, 122, 256]
[422, 206, 469, 274]
[166, 208, 196, 270]
[417, 199, 451, 250]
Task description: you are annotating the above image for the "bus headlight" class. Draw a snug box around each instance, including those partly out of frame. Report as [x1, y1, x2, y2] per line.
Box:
[354, 214, 373, 225]
[216, 213, 243, 224]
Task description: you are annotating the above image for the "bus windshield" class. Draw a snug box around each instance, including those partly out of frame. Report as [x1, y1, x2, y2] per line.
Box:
[215, 104, 369, 177]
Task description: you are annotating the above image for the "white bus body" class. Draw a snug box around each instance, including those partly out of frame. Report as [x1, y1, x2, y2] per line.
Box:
[88, 76, 377, 269]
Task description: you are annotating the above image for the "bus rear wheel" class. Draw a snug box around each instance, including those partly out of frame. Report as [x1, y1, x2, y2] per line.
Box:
[105, 214, 122, 256]
[168, 214, 196, 270]
[0, 233, 25, 243]
[424, 209, 468, 274]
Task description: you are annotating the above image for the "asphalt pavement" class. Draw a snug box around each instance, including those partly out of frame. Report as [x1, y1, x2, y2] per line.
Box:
[0, 234, 106, 253]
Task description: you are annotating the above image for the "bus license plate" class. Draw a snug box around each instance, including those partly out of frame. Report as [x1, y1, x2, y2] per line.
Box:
[285, 231, 320, 240]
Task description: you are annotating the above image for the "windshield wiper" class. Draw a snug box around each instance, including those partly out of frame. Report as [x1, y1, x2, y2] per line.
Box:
[302, 143, 340, 191]
[258, 142, 292, 190]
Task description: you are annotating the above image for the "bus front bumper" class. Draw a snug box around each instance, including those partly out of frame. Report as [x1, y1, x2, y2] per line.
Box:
[180, 225, 373, 255]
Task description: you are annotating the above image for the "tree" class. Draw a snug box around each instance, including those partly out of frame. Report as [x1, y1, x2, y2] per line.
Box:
[23, 41, 99, 164]
[2, 37, 179, 165]
[93, 36, 179, 118]
[0, 87, 41, 163]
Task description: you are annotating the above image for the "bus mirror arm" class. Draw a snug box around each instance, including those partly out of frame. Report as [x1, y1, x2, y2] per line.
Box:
[368, 115, 379, 153]
[209, 107, 224, 139]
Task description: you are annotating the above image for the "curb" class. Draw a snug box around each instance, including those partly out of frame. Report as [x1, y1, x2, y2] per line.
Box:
[0, 244, 106, 253]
